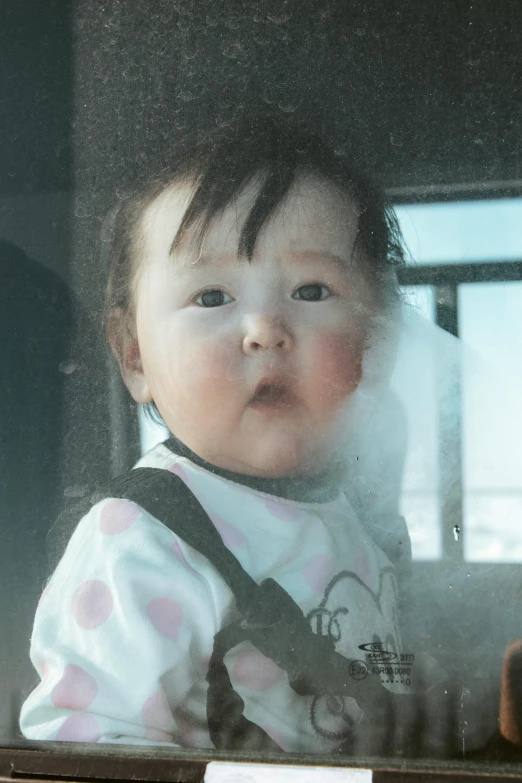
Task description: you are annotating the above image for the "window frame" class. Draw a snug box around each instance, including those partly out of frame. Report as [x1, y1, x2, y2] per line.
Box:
[2, 743, 522, 783]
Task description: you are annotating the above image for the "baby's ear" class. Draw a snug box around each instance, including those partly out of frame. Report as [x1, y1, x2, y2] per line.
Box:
[108, 308, 152, 404]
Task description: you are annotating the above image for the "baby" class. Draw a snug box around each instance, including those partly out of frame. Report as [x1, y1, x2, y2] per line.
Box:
[20, 116, 411, 754]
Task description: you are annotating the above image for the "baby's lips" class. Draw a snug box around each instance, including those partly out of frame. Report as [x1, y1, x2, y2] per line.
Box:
[251, 371, 293, 399]
[250, 374, 298, 405]
[252, 384, 287, 403]
[248, 383, 301, 416]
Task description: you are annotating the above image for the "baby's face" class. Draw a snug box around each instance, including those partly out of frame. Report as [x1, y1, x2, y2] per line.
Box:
[129, 174, 377, 477]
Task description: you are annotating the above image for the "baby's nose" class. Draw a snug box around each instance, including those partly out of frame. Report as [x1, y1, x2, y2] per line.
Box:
[242, 312, 294, 354]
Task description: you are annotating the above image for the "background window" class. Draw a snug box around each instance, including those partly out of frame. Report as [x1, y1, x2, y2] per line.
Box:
[395, 199, 522, 561]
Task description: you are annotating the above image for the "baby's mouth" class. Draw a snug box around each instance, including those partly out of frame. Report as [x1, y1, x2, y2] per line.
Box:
[249, 382, 298, 414]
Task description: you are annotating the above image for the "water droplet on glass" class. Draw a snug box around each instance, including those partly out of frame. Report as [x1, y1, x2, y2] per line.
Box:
[267, 12, 291, 24]
[64, 486, 88, 499]
[453, 524, 461, 541]
[59, 361, 79, 375]
[182, 46, 197, 60]
[172, 1, 192, 17]
[74, 202, 93, 218]
[225, 16, 240, 30]
[278, 99, 299, 113]
[253, 30, 270, 46]
[177, 89, 196, 102]
[390, 134, 403, 147]
[223, 42, 244, 59]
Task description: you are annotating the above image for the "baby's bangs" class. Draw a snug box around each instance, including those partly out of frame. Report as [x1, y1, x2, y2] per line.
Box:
[162, 113, 404, 277]
[170, 170, 301, 264]
[168, 116, 337, 261]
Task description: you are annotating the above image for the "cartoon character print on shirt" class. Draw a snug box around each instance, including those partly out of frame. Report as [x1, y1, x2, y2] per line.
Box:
[304, 565, 402, 743]
[224, 564, 402, 752]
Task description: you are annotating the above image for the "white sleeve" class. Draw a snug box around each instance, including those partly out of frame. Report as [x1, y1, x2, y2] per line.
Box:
[20, 498, 219, 746]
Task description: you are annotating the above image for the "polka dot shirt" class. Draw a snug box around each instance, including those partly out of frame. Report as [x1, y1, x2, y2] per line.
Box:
[20, 442, 402, 752]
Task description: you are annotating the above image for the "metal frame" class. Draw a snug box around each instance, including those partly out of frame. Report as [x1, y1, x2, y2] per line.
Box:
[2, 744, 522, 783]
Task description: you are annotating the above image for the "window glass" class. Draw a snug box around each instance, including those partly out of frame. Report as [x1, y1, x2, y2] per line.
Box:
[3, 1, 522, 778]
[461, 281, 522, 561]
[392, 203, 522, 564]
[395, 199, 522, 264]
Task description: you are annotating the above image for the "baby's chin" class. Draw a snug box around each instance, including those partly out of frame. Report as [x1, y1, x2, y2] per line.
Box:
[212, 434, 332, 479]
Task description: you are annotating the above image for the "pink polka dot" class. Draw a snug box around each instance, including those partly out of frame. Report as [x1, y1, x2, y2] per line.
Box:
[99, 499, 140, 535]
[233, 650, 285, 691]
[146, 598, 183, 640]
[55, 714, 101, 743]
[168, 463, 187, 481]
[72, 580, 113, 629]
[210, 514, 246, 548]
[51, 664, 98, 710]
[303, 554, 337, 595]
[264, 497, 301, 522]
[142, 688, 175, 731]
[260, 723, 288, 750]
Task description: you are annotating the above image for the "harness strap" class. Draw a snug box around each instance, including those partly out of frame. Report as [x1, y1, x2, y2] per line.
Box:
[48, 467, 260, 612]
[47, 466, 389, 751]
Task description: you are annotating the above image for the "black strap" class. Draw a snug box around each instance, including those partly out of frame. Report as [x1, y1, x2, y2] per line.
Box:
[48, 467, 260, 613]
[47, 467, 289, 749]
[47, 466, 391, 751]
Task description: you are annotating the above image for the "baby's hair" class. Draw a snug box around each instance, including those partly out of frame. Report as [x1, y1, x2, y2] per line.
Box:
[105, 113, 405, 337]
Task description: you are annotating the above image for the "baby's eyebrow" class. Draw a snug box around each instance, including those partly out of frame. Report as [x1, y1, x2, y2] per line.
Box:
[169, 251, 237, 271]
[286, 250, 350, 268]
[170, 249, 350, 271]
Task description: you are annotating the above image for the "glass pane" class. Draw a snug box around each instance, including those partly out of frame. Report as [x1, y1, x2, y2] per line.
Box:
[460, 282, 522, 561]
[3, 1, 522, 778]
[395, 199, 522, 264]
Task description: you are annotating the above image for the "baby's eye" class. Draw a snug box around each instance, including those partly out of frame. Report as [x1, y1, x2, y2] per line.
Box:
[292, 284, 331, 302]
[195, 289, 233, 308]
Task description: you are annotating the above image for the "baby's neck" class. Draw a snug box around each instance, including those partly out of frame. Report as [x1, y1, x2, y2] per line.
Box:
[164, 435, 342, 503]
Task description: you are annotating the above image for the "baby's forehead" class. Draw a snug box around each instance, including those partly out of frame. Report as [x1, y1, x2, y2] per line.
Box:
[139, 181, 195, 252]
[137, 173, 359, 267]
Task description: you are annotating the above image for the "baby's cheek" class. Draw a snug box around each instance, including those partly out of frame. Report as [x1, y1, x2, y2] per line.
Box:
[182, 341, 238, 404]
[309, 333, 364, 405]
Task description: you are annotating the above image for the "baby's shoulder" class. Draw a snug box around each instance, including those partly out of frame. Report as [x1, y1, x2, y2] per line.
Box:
[61, 494, 179, 566]
[50, 491, 216, 604]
